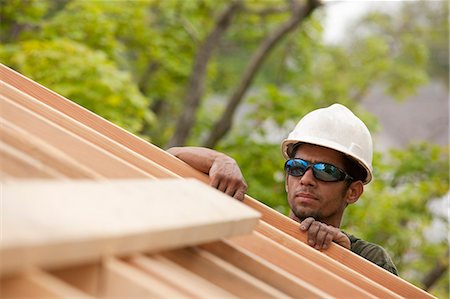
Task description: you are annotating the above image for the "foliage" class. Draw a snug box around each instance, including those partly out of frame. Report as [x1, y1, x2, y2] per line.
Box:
[350, 0, 448, 87]
[1, 39, 153, 134]
[1, 0, 447, 296]
[343, 143, 449, 296]
[0, 0, 51, 43]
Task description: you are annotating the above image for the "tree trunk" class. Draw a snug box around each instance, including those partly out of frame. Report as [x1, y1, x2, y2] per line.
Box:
[421, 249, 449, 291]
[167, 1, 242, 148]
[202, 0, 322, 148]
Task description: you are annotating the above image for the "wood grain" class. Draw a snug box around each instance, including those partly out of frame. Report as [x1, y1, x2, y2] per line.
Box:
[0, 269, 95, 299]
[162, 247, 291, 298]
[0, 63, 435, 298]
[229, 232, 377, 299]
[201, 240, 333, 298]
[1, 179, 260, 276]
[2, 81, 175, 180]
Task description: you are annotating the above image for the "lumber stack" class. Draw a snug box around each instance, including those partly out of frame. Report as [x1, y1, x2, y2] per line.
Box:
[0, 63, 435, 298]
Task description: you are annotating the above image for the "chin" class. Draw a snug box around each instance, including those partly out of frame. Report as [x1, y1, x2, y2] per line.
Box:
[293, 207, 320, 221]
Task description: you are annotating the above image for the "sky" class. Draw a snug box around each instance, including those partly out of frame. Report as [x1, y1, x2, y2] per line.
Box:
[322, 0, 402, 44]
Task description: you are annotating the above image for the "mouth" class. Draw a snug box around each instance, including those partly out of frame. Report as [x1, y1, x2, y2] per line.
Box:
[294, 192, 318, 204]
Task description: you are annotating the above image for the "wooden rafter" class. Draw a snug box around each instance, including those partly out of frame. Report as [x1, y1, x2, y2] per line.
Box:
[0, 64, 436, 299]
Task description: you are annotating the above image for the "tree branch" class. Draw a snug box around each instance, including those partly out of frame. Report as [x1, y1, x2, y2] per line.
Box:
[421, 249, 449, 291]
[243, 5, 290, 16]
[167, 1, 243, 148]
[203, 0, 322, 148]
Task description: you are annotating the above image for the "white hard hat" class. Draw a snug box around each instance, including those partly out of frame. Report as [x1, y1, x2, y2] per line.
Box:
[281, 103, 373, 184]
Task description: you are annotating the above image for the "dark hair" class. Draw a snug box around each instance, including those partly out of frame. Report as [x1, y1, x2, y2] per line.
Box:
[287, 142, 303, 159]
[343, 155, 367, 183]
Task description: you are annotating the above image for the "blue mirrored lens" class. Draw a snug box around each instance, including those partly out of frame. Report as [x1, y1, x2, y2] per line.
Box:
[312, 163, 343, 181]
[284, 159, 308, 176]
[285, 159, 347, 182]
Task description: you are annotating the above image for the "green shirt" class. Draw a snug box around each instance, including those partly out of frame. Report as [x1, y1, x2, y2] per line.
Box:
[343, 232, 398, 276]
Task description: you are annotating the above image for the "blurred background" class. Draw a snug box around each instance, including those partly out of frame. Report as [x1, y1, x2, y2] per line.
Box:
[1, 0, 448, 296]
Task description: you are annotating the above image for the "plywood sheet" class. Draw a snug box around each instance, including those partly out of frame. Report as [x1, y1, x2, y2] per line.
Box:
[1, 179, 260, 275]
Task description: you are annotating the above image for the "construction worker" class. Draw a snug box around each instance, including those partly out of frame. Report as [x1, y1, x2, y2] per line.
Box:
[168, 103, 398, 275]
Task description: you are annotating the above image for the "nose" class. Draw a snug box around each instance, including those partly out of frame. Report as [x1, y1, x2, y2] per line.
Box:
[300, 167, 316, 186]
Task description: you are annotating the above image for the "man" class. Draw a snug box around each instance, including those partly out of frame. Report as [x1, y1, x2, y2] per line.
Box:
[168, 103, 398, 275]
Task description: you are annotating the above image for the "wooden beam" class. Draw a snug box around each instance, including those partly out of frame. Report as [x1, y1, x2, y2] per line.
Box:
[129, 254, 237, 298]
[229, 232, 377, 298]
[1, 118, 100, 179]
[256, 221, 403, 298]
[1, 179, 260, 276]
[162, 247, 291, 298]
[49, 263, 102, 296]
[0, 140, 61, 179]
[0, 269, 95, 299]
[0, 65, 201, 181]
[99, 257, 186, 298]
[0, 95, 151, 179]
[0, 64, 192, 177]
[248, 202, 434, 299]
[2, 81, 175, 179]
[0, 63, 435, 299]
[200, 240, 333, 298]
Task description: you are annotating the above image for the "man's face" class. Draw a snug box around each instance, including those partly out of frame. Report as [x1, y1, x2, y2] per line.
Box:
[285, 144, 352, 227]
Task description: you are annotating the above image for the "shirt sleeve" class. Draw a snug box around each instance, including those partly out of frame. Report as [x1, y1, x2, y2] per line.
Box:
[343, 232, 399, 276]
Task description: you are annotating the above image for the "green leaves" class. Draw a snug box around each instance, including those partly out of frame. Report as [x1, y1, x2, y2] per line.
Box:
[0, 0, 50, 43]
[1, 39, 153, 134]
[344, 143, 449, 291]
[1, 1, 448, 295]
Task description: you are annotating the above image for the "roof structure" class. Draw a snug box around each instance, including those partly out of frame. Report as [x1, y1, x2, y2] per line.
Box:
[0, 63, 436, 298]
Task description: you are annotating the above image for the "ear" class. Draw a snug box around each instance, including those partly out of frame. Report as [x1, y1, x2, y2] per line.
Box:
[345, 181, 364, 204]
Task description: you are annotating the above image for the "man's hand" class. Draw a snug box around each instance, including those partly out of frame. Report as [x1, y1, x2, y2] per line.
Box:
[209, 154, 248, 201]
[167, 147, 248, 201]
[300, 217, 351, 250]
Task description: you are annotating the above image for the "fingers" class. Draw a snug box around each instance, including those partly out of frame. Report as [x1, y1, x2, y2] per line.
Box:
[300, 218, 339, 250]
[321, 233, 334, 250]
[208, 157, 247, 201]
[299, 217, 315, 230]
[224, 181, 247, 201]
[233, 188, 247, 201]
[217, 178, 228, 193]
[209, 172, 247, 201]
[210, 175, 220, 190]
[306, 221, 329, 249]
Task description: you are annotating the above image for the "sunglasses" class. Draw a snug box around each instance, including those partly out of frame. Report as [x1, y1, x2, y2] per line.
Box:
[284, 158, 353, 182]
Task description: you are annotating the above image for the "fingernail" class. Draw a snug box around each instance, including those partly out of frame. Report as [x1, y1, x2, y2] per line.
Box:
[315, 245, 321, 250]
[300, 226, 306, 230]
[322, 245, 327, 249]
[308, 240, 314, 245]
